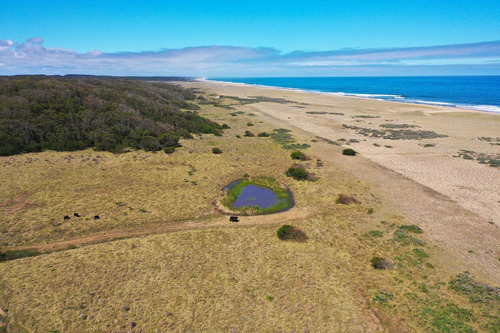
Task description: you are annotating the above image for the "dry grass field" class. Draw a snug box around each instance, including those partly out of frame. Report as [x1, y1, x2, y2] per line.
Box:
[1, 83, 498, 332]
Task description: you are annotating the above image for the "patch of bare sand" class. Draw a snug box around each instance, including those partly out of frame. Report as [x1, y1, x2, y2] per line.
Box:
[184, 80, 500, 283]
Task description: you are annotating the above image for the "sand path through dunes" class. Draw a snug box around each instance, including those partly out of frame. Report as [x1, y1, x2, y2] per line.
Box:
[187, 81, 500, 283]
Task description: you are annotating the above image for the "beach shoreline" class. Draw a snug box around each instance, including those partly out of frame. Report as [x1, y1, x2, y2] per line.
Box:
[199, 77, 500, 114]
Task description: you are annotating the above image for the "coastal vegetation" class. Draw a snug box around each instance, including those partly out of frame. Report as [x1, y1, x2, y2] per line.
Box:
[0, 76, 224, 156]
[271, 128, 311, 150]
[342, 124, 448, 140]
[342, 148, 357, 156]
[285, 166, 310, 180]
[276, 224, 307, 242]
[290, 150, 307, 160]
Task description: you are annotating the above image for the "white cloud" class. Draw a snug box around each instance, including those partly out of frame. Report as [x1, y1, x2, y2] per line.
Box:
[0, 37, 499, 76]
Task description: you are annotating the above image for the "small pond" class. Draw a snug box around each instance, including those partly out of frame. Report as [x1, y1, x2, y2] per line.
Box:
[233, 184, 280, 209]
[223, 179, 294, 214]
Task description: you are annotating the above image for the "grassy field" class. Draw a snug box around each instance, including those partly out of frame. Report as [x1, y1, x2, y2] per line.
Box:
[0, 130, 291, 247]
[0, 88, 498, 332]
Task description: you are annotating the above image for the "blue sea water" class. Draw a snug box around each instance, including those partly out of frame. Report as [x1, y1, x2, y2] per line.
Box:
[208, 76, 500, 113]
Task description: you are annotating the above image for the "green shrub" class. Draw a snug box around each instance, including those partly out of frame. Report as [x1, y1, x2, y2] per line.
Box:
[244, 131, 255, 137]
[335, 194, 358, 204]
[277, 225, 294, 240]
[247, 122, 254, 126]
[404, 224, 424, 233]
[277, 225, 307, 242]
[212, 147, 223, 154]
[342, 148, 357, 156]
[290, 151, 307, 161]
[286, 166, 309, 180]
[163, 146, 176, 154]
[449, 272, 500, 304]
[258, 132, 269, 137]
[367, 208, 374, 214]
[371, 256, 394, 269]
[221, 123, 230, 129]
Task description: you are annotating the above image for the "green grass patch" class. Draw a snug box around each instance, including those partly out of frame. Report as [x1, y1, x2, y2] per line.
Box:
[364, 230, 383, 238]
[419, 303, 476, 333]
[373, 291, 394, 306]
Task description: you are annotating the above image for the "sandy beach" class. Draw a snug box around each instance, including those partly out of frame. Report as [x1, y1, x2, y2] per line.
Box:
[185, 80, 500, 282]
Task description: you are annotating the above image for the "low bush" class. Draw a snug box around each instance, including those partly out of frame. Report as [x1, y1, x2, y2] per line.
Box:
[277, 225, 307, 242]
[244, 131, 255, 137]
[335, 194, 359, 205]
[371, 256, 394, 269]
[212, 147, 223, 154]
[290, 151, 307, 161]
[403, 224, 424, 233]
[258, 132, 269, 137]
[342, 148, 357, 156]
[286, 166, 309, 180]
[247, 122, 254, 126]
[449, 272, 500, 304]
[163, 146, 176, 154]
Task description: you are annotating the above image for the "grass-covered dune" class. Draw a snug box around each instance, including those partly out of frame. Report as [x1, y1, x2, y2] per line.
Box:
[0, 76, 224, 155]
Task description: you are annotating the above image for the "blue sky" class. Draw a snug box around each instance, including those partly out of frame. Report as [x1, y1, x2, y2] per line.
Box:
[1, 0, 499, 76]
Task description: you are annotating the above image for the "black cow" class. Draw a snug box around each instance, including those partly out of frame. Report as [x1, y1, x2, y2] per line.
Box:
[94, 215, 100, 220]
[74, 213, 81, 217]
[64, 215, 70, 220]
[229, 216, 239, 222]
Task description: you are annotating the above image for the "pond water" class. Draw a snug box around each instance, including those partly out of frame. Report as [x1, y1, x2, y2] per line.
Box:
[232, 184, 282, 209]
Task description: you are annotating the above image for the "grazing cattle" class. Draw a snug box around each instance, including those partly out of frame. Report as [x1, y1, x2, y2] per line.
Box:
[229, 216, 239, 222]
[74, 213, 81, 217]
[94, 215, 100, 220]
[64, 215, 70, 220]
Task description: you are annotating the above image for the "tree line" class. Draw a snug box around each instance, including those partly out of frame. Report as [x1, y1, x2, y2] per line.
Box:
[0, 76, 224, 155]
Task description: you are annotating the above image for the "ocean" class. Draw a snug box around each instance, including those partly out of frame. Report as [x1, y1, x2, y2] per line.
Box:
[208, 76, 500, 113]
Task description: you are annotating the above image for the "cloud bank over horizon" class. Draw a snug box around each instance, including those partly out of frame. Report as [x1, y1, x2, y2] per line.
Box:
[1, 37, 499, 77]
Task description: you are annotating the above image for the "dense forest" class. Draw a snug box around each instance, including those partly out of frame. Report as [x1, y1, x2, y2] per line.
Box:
[0, 76, 223, 156]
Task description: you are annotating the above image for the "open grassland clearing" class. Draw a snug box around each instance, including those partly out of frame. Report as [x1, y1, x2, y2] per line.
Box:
[0, 134, 292, 247]
[1, 198, 498, 332]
